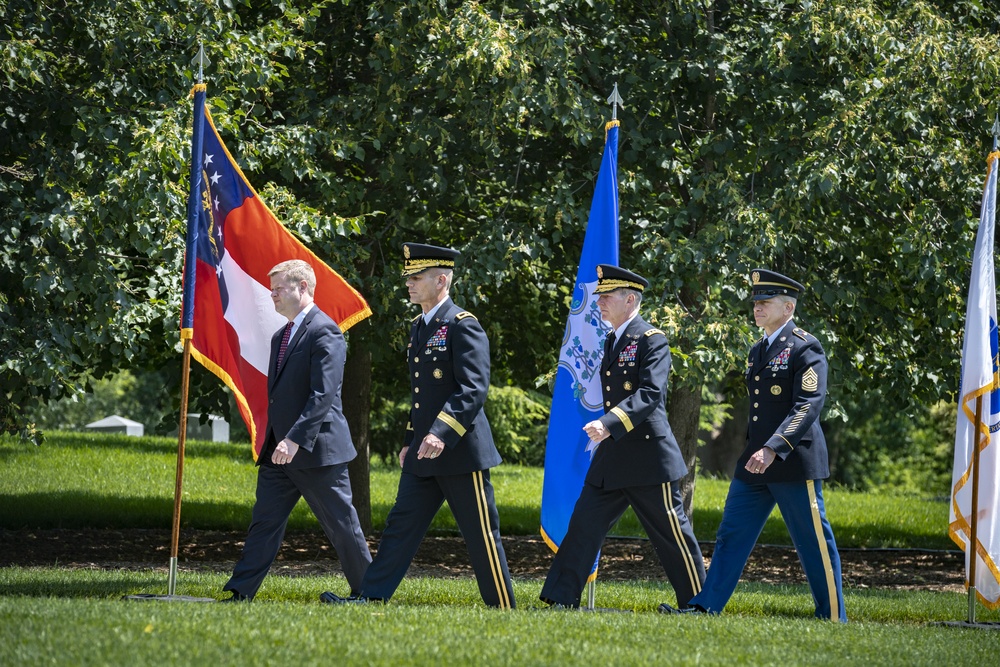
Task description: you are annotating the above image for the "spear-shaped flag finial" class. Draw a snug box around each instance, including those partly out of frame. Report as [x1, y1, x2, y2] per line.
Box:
[607, 82, 624, 121]
[192, 43, 210, 84]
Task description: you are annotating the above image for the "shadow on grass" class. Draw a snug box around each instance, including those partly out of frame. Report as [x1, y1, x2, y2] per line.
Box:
[0, 490, 509, 536]
[0, 568, 171, 599]
[0, 432, 251, 464]
[0, 492, 252, 531]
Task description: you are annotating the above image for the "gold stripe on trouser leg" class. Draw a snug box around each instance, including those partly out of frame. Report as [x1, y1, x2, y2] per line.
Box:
[807, 480, 838, 620]
[471, 470, 511, 609]
[662, 482, 702, 595]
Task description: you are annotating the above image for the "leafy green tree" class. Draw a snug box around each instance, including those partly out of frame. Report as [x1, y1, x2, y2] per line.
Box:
[5, 0, 1000, 525]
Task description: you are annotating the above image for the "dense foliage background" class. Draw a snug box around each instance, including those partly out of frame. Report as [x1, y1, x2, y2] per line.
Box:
[5, 0, 1000, 504]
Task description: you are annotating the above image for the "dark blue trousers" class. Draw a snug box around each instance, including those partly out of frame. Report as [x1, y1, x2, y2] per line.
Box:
[540, 480, 705, 607]
[690, 477, 846, 621]
[225, 463, 371, 599]
[361, 470, 515, 608]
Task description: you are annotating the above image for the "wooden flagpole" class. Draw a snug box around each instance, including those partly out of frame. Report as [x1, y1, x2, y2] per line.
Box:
[168, 333, 194, 596]
[967, 395, 983, 623]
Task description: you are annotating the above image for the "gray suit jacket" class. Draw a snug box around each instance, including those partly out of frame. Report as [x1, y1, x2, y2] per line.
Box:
[260, 305, 357, 469]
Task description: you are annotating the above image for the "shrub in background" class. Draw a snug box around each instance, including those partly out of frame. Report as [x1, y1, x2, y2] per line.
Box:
[483, 385, 550, 467]
[368, 384, 550, 466]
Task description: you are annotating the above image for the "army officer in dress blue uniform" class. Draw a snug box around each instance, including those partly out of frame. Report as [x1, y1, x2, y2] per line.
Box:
[539, 265, 706, 609]
[321, 243, 515, 609]
[660, 269, 846, 621]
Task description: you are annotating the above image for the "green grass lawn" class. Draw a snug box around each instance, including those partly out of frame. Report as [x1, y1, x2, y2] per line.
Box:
[1, 570, 997, 666]
[1, 432, 998, 666]
[0, 432, 954, 548]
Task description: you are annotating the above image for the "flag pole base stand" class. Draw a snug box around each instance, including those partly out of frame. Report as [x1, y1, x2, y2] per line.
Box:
[928, 621, 1000, 631]
[120, 556, 215, 602]
[122, 594, 218, 603]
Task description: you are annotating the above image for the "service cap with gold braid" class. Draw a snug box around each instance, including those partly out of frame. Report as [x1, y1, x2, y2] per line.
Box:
[593, 264, 649, 294]
[750, 268, 804, 300]
[401, 243, 461, 276]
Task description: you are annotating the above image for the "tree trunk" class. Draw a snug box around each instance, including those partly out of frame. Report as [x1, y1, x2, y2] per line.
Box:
[698, 382, 748, 478]
[668, 382, 703, 519]
[343, 318, 373, 534]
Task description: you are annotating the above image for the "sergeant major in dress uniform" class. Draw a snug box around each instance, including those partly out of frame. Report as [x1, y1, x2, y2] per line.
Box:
[660, 268, 846, 621]
[321, 243, 515, 609]
[540, 265, 706, 610]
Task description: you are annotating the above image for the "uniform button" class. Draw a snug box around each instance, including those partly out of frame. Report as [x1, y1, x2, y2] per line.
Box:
[415, 388, 420, 393]
[754, 376, 760, 381]
[645, 435, 650, 440]
[415, 402, 420, 409]
[414, 357, 420, 363]
[606, 371, 611, 376]
[752, 416, 758, 421]
[606, 401, 611, 407]
[414, 372, 419, 378]
[754, 402, 759, 408]
[754, 389, 759, 395]
[606, 386, 611, 391]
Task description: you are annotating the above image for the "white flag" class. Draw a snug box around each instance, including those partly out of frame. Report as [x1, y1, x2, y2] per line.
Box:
[949, 150, 1000, 610]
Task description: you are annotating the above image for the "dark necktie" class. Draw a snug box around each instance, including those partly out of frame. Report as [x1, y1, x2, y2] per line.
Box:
[415, 317, 425, 340]
[606, 332, 616, 356]
[276, 322, 293, 370]
[756, 338, 769, 366]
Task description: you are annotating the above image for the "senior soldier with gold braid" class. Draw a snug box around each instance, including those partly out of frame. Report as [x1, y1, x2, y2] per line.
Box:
[321, 243, 515, 609]
[660, 269, 846, 622]
[540, 265, 706, 610]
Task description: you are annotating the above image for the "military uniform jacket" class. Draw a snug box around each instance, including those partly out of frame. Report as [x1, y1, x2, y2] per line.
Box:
[589, 315, 688, 490]
[737, 319, 830, 484]
[261, 306, 357, 469]
[402, 297, 502, 477]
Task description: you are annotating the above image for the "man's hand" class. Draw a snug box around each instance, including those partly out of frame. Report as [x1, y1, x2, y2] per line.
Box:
[416, 433, 446, 460]
[583, 420, 610, 443]
[744, 447, 776, 474]
[398, 446, 408, 468]
[271, 438, 300, 465]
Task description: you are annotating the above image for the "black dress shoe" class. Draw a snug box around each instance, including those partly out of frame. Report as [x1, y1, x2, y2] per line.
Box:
[658, 602, 705, 615]
[320, 591, 376, 605]
[220, 591, 251, 603]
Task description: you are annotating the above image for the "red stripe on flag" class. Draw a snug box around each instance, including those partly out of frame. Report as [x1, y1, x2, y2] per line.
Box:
[223, 197, 371, 331]
[190, 258, 268, 455]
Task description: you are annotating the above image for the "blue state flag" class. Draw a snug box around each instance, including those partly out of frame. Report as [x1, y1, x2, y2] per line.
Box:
[540, 120, 620, 577]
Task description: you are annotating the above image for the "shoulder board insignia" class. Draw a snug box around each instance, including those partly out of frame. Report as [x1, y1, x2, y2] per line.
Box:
[455, 312, 477, 321]
[645, 329, 666, 337]
[793, 327, 810, 341]
[411, 313, 422, 323]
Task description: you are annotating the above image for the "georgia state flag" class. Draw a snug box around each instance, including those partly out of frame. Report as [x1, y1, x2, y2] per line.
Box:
[182, 85, 370, 457]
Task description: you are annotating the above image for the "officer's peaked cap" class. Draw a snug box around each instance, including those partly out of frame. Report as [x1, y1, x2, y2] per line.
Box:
[402, 243, 461, 276]
[750, 269, 804, 300]
[594, 264, 649, 294]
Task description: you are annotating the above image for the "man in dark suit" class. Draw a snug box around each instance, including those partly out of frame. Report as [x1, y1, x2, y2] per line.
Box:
[321, 243, 515, 609]
[660, 269, 846, 621]
[539, 265, 706, 609]
[221, 259, 371, 602]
